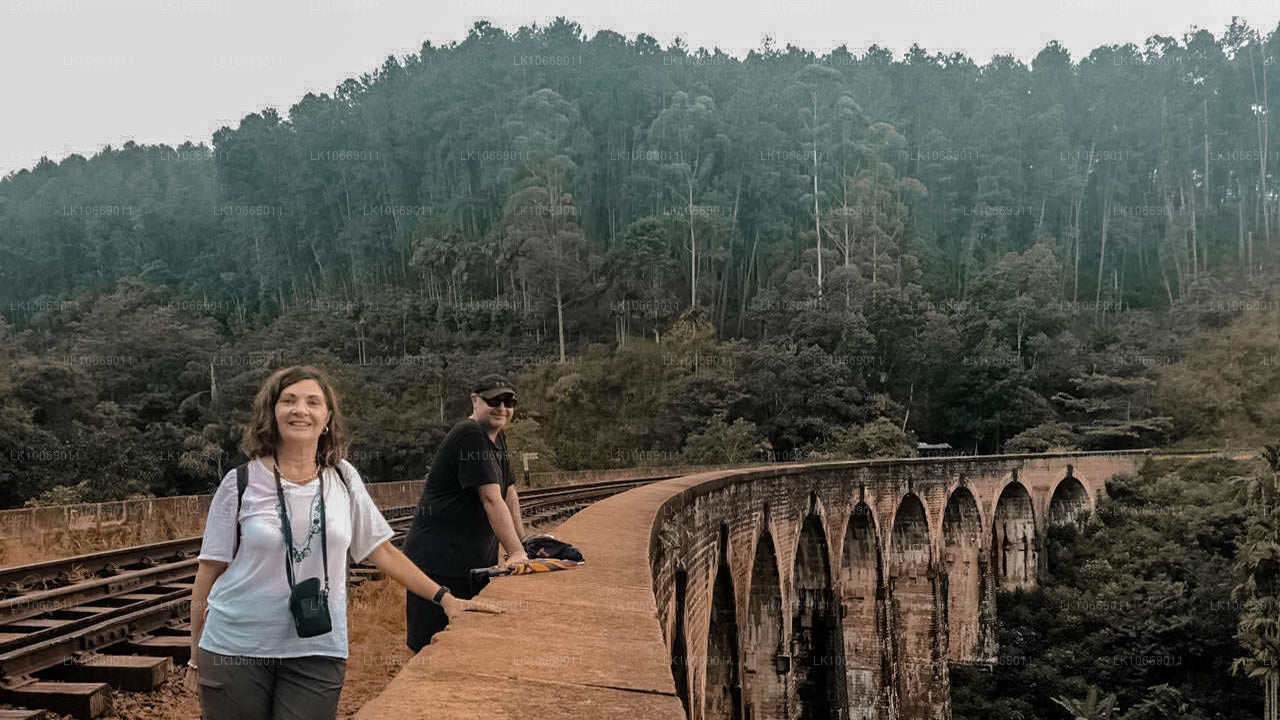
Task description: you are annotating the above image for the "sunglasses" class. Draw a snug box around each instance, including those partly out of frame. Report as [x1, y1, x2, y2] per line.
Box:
[482, 395, 517, 409]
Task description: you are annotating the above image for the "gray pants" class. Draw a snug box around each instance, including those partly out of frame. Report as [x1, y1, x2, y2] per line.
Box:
[197, 648, 346, 720]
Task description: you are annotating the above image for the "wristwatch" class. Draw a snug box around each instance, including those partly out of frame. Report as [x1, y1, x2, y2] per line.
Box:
[432, 586, 450, 605]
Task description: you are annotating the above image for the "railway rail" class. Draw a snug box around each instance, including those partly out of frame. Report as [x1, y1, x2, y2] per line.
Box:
[0, 475, 674, 719]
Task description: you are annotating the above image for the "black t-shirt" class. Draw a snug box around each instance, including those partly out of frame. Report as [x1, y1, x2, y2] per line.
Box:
[402, 419, 515, 577]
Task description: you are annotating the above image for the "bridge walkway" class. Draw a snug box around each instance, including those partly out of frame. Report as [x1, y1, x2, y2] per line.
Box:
[353, 476, 712, 719]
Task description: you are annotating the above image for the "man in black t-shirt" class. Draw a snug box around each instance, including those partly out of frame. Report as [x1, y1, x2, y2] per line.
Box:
[402, 374, 528, 651]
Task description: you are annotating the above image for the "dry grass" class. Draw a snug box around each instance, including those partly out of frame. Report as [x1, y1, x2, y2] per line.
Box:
[0, 526, 191, 569]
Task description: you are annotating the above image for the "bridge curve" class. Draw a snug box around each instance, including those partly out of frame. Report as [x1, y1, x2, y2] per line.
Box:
[360, 452, 1151, 719]
[354, 477, 690, 718]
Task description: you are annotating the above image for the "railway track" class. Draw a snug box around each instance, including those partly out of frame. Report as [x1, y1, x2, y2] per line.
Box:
[0, 475, 673, 719]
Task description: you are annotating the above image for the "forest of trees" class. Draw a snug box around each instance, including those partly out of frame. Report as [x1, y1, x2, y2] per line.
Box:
[3, 19, 1280, 508]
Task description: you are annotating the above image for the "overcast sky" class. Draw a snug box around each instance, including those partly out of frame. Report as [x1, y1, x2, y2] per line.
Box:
[2, 0, 1277, 177]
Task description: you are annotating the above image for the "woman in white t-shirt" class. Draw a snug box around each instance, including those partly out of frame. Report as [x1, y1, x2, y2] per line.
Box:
[186, 365, 500, 720]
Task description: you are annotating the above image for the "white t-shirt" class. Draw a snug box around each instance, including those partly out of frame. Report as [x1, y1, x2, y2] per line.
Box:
[197, 458, 394, 659]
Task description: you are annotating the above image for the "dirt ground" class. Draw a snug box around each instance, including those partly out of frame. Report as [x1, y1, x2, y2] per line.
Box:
[0, 524, 193, 569]
[5, 576, 413, 720]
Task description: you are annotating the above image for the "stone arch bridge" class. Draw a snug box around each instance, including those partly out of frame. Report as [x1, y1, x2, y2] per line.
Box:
[649, 451, 1144, 720]
[360, 451, 1172, 720]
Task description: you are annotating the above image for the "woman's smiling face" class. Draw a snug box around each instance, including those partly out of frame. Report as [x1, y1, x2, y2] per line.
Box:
[275, 379, 331, 447]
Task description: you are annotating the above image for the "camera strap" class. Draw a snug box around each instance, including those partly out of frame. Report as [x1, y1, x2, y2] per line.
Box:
[273, 462, 330, 596]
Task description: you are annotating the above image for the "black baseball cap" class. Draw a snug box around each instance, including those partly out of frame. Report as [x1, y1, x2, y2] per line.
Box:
[473, 374, 517, 400]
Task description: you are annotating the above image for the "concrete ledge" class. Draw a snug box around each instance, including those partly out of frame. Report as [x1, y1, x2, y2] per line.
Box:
[355, 481, 689, 719]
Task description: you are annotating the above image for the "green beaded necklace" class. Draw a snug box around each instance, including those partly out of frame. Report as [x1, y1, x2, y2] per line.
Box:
[274, 463, 324, 564]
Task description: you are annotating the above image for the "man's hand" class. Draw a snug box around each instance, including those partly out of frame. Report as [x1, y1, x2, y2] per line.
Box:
[440, 593, 505, 620]
[502, 550, 530, 569]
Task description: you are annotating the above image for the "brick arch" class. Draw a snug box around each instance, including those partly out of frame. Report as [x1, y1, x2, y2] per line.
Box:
[946, 480, 990, 535]
[887, 493, 937, 719]
[1048, 476, 1091, 526]
[840, 501, 887, 718]
[894, 490, 936, 546]
[725, 503, 772, 685]
[854, 499, 887, 549]
[791, 512, 845, 719]
[992, 480, 1037, 591]
[1059, 464, 1106, 510]
[743, 528, 786, 720]
[1075, 469, 1102, 510]
[889, 493, 932, 564]
[941, 486, 983, 663]
[705, 523, 742, 720]
[670, 564, 692, 715]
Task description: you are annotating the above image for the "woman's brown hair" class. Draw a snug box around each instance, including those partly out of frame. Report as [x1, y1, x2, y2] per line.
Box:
[240, 365, 350, 467]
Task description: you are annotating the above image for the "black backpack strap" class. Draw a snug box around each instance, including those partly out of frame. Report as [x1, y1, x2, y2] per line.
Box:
[232, 463, 249, 559]
[331, 461, 352, 576]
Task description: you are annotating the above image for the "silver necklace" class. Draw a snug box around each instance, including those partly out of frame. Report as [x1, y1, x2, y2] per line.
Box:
[273, 460, 324, 563]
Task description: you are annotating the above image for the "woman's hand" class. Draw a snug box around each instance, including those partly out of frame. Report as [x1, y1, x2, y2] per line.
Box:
[440, 594, 504, 620]
[363, 542, 508, 620]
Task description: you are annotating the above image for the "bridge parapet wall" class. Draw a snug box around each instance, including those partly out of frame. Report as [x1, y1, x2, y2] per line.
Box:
[648, 452, 1151, 720]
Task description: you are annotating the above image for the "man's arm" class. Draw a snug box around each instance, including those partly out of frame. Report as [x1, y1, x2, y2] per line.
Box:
[479, 483, 527, 565]
[505, 485, 525, 543]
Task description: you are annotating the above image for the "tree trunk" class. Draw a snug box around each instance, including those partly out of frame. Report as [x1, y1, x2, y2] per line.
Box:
[1159, 247, 1175, 307]
[718, 233, 733, 336]
[873, 231, 879, 286]
[1070, 140, 1096, 304]
[1182, 178, 1192, 278]
[688, 180, 697, 308]
[813, 93, 823, 299]
[1268, 672, 1277, 720]
[1264, 46, 1272, 248]
[208, 358, 218, 407]
[1251, 45, 1272, 247]
[1204, 97, 1211, 212]
[1165, 192, 1184, 298]
[738, 230, 758, 337]
[1072, 204, 1081, 304]
[1240, 177, 1248, 274]
[1095, 189, 1112, 317]
[555, 268, 565, 364]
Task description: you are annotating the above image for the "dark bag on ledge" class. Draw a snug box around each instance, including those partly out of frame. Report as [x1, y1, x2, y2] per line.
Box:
[469, 534, 586, 582]
[522, 534, 584, 562]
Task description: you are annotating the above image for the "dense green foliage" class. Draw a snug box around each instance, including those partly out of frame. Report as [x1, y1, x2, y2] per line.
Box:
[952, 457, 1257, 719]
[1228, 446, 1280, 720]
[3, 20, 1280, 507]
[1157, 309, 1280, 444]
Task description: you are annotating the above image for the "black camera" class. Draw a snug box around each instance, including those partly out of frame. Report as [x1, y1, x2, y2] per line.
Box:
[289, 577, 333, 638]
